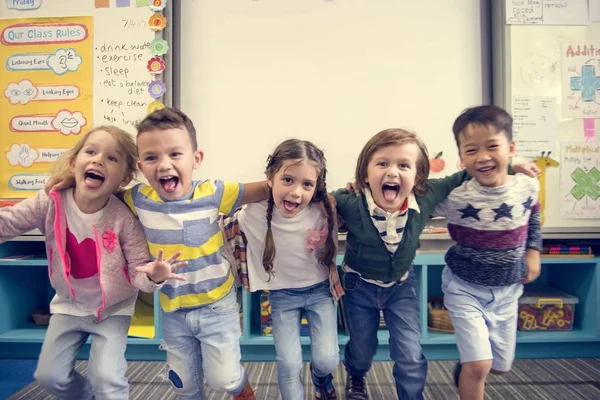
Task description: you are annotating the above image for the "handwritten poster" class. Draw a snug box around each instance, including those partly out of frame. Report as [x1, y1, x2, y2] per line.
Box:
[512, 96, 557, 157]
[506, 0, 589, 25]
[0, 16, 92, 198]
[95, 8, 155, 130]
[560, 143, 600, 219]
[560, 43, 600, 119]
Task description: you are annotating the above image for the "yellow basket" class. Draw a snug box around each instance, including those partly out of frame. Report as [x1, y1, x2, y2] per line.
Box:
[427, 297, 454, 333]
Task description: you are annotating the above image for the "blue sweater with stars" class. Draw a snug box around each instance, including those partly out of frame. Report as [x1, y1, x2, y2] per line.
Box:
[433, 173, 542, 287]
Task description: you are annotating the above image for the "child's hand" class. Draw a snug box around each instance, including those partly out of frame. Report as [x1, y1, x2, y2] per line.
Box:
[513, 163, 541, 178]
[345, 182, 362, 196]
[44, 174, 75, 194]
[135, 249, 188, 283]
[523, 249, 541, 283]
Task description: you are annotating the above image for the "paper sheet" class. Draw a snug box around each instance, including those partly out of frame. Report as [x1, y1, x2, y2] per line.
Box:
[506, 0, 589, 25]
[512, 96, 558, 157]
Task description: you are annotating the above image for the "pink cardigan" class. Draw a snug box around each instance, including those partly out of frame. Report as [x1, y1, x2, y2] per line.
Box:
[0, 190, 160, 321]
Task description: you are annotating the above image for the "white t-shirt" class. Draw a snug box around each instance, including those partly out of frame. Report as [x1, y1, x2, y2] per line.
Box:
[50, 189, 135, 317]
[237, 201, 330, 292]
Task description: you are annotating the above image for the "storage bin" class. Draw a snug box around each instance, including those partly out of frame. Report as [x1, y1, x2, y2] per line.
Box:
[427, 297, 454, 333]
[518, 287, 578, 331]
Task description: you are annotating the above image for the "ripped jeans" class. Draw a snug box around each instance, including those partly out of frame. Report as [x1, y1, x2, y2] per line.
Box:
[161, 288, 247, 399]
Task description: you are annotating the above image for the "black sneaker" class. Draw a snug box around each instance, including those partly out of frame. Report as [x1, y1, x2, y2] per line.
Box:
[311, 363, 337, 399]
[345, 374, 368, 400]
[453, 362, 462, 388]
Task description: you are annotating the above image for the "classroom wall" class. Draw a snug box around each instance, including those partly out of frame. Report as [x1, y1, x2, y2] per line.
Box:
[175, 0, 490, 190]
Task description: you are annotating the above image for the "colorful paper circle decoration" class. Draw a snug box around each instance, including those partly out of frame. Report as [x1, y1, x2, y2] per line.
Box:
[148, 80, 166, 99]
[149, 13, 167, 31]
[147, 101, 165, 114]
[149, 0, 167, 12]
[147, 57, 165, 74]
[150, 38, 169, 56]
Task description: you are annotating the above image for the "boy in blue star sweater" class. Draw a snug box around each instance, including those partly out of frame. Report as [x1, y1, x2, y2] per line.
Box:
[433, 105, 542, 400]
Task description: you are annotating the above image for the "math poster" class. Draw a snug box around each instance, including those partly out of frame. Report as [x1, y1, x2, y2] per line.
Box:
[561, 43, 600, 119]
[0, 16, 93, 198]
[560, 143, 600, 219]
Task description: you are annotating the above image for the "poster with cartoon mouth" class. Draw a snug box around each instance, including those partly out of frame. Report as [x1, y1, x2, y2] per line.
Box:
[0, 16, 92, 198]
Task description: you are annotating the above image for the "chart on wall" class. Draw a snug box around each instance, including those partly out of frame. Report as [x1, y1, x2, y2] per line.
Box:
[0, 16, 93, 197]
[0, 0, 168, 199]
[560, 142, 600, 219]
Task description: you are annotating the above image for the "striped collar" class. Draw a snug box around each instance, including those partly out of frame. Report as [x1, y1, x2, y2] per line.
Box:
[364, 187, 420, 217]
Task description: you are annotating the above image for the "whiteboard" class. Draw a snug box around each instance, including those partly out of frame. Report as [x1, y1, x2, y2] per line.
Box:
[178, 0, 486, 192]
[0, 0, 168, 197]
[492, 0, 600, 233]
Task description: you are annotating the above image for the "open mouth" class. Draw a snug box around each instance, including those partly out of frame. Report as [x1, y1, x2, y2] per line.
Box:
[84, 170, 104, 188]
[159, 175, 179, 193]
[477, 166, 495, 175]
[382, 183, 400, 202]
[283, 200, 300, 212]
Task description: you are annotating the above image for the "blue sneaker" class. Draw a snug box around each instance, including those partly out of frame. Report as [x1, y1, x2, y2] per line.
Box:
[311, 363, 337, 399]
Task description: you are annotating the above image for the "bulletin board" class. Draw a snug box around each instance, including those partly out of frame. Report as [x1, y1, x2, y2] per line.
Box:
[0, 0, 171, 199]
[492, 0, 600, 234]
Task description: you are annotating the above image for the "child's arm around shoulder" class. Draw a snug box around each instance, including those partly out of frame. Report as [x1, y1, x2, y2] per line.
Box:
[523, 174, 542, 283]
[240, 181, 270, 205]
[331, 187, 360, 220]
[221, 208, 251, 292]
[0, 190, 49, 242]
[425, 163, 540, 208]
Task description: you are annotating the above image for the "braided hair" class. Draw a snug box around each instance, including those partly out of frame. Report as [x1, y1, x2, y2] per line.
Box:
[262, 139, 336, 280]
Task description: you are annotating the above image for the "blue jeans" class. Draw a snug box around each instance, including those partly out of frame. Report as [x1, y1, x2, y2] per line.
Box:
[34, 313, 131, 400]
[342, 268, 427, 400]
[270, 280, 339, 400]
[162, 287, 247, 399]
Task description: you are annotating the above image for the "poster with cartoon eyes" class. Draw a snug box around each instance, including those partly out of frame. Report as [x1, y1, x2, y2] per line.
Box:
[0, 1, 164, 199]
[0, 17, 93, 197]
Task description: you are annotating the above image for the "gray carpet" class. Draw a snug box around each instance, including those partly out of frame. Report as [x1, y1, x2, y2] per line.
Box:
[9, 359, 600, 399]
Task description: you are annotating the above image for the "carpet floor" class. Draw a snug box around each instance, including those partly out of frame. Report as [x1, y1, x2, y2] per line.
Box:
[8, 358, 600, 399]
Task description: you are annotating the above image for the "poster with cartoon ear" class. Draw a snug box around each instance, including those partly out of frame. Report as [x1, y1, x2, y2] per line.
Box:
[0, 16, 92, 198]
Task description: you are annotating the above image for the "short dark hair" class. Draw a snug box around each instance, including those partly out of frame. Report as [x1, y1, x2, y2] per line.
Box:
[452, 105, 513, 147]
[136, 107, 198, 150]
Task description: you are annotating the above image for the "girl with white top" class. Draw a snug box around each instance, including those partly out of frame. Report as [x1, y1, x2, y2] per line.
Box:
[226, 139, 343, 400]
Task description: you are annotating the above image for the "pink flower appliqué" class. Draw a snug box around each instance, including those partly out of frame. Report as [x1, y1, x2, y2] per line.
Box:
[102, 229, 118, 253]
[306, 227, 328, 252]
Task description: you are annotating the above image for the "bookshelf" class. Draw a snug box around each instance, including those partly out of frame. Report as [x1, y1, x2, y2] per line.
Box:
[1, 236, 600, 361]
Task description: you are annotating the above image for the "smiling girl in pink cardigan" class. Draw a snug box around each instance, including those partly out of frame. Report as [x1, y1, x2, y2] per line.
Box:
[0, 126, 186, 400]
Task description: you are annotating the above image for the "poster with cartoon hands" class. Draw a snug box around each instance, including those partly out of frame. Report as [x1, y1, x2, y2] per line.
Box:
[0, 16, 92, 198]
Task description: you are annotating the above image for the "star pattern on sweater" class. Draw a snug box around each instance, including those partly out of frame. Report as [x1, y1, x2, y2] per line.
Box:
[458, 203, 481, 221]
[522, 196, 533, 215]
[493, 202, 513, 221]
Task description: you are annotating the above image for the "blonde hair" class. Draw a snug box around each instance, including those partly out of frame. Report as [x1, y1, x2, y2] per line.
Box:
[355, 128, 430, 196]
[51, 125, 138, 184]
[262, 139, 336, 280]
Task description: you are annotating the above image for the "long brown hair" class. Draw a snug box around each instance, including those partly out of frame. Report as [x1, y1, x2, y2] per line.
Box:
[262, 139, 335, 280]
[355, 128, 430, 196]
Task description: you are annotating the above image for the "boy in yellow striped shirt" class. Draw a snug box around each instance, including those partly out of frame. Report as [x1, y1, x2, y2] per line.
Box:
[126, 108, 267, 399]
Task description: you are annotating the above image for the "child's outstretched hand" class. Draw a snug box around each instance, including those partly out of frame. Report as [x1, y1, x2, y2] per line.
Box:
[513, 163, 541, 178]
[136, 249, 188, 283]
[523, 249, 541, 283]
[44, 174, 75, 194]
